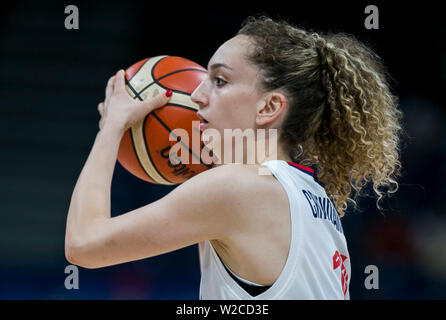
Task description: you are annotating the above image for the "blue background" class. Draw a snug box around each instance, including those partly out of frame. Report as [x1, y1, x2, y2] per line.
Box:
[0, 0, 445, 299]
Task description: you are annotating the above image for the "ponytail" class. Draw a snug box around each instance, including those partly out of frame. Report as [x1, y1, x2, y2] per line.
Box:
[238, 16, 405, 217]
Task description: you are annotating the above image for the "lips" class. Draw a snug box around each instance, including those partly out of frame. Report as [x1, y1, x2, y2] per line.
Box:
[197, 112, 210, 128]
[196, 112, 209, 124]
[196, 113, 209, 130]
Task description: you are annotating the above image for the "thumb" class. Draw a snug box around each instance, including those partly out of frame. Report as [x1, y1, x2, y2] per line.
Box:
[145, 89, 172, 112]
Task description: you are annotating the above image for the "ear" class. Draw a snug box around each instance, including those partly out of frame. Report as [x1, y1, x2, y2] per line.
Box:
[255, 92, 288, 126]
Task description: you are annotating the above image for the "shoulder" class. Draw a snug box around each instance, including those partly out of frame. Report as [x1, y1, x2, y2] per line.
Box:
[162, 163, 284, 239]
[190, 163, 284, 218]
[164, 163, 262, 211]
[170, 163, 277, 219]
[183, 163, 274, 199]
[171, 164, 256, 205]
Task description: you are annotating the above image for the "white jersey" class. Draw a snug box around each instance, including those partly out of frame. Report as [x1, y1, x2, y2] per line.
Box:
[198, 160, 351, 300]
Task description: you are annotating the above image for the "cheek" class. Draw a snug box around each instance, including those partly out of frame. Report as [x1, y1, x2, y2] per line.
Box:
[215, 88, 258, 129]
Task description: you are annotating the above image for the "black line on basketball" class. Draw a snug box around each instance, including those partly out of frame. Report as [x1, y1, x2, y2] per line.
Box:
[149, 57, 207, 91]
[128, 128, 155, 183]
[151, 111, 211, 167]
[142, 114, 175, 184]
[152, 55, 168, 69]
[126, 80, 143, 101]
[128, 58, 152, 81]
[165, 103, 199, 112]
[154, 105, 213, 168]
[138, 68, 207, 97]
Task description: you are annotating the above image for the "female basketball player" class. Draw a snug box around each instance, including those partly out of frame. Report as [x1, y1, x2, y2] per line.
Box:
[65, 16, 403, 299]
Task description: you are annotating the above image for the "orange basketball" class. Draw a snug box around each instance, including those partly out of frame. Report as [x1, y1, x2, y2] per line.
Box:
[117, 55, 212, 185]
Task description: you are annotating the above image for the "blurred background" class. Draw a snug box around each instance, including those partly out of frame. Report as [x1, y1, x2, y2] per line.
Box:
[0, 0, 445, 299]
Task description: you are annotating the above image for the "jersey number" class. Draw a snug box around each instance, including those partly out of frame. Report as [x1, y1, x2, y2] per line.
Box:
[333, 250, 349, 298]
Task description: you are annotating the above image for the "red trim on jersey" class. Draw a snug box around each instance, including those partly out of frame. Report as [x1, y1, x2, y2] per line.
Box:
[287, 161, 314, 176]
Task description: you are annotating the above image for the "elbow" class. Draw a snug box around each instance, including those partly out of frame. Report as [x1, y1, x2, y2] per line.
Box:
[64, 237, 102, 269]
[64, 241, 83, 267]
[65, 241, 76, 265]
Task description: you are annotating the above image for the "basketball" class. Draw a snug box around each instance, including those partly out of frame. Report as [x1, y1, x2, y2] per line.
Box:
[117, 55, 212, 185]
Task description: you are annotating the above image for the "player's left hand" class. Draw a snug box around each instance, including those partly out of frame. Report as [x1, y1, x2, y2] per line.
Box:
[97, 69, 172, 132]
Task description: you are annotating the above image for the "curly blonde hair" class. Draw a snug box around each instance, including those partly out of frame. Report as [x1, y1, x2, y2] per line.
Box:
[238, 16, 404, 217]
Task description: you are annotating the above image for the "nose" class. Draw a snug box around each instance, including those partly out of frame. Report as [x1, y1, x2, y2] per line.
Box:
[191, 79, 208, 109]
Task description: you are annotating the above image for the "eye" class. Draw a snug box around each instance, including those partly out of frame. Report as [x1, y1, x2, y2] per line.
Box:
[213, 76, 227, 87]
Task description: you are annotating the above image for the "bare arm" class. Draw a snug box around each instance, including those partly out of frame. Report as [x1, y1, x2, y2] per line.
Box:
[65, 69, 171, 265]
[64, 123, 123, 255]
[65, 129, 240, 268]
[65, 70, 239, 268]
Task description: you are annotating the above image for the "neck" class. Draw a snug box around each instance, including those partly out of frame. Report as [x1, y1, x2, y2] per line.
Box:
[209, 139, 292, 168]
[256, 142, 292, 165]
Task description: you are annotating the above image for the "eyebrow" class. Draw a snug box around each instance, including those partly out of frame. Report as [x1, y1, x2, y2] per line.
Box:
[208, 62, 233, 71]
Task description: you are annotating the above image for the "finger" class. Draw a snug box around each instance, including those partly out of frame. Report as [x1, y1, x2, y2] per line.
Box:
[97, 102, 104, 116]
[105, 76, 115, 105]
[144, 89, 172, 112]
[113, 69, 126, 94]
